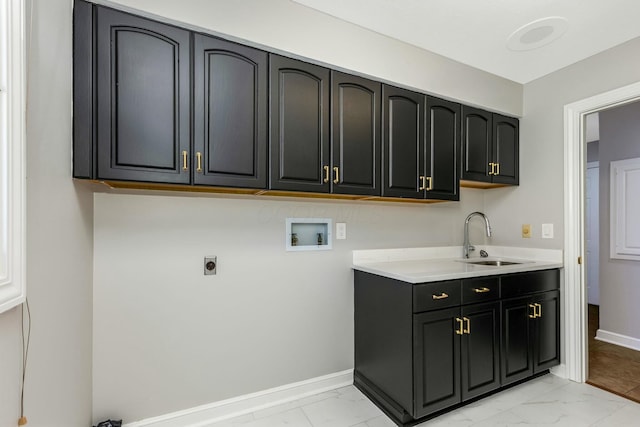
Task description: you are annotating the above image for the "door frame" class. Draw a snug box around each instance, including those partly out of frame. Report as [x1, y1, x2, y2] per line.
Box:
[563, 81, 640, 382]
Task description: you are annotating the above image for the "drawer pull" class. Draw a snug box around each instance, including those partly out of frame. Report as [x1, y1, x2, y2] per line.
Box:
[473, 287, 491, 293]
[463, 317, 470, 334]
[529, 303, 537, 318]
[535, 303, 542, 318]
[455, 317, 464, 335]
[432, 292, 449, 300]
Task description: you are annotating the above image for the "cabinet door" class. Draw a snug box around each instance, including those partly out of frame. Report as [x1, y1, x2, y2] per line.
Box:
[382, 85, 425, 199]
[426, 97, 460, 200]
[413, 307, 460, 418]
[461, 302, 500, 401]
[331, 72, 381, 196]
[501, 296, 534, 386]
[269, 55, 330, 192]
[533, 290, 560, 373]
[95, 6, 190, 183]
[461, 106, 491, 183]
[193, 34, 267, 188]
[492, 114, 519, 185]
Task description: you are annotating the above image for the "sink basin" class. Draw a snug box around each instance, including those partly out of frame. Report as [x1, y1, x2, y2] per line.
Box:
[466, 260, 522, 266]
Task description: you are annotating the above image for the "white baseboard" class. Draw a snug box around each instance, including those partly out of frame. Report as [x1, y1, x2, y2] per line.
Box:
[596, 329, 640, 352]
[550, 363, 567, 379]
[123, 369, 353, 427]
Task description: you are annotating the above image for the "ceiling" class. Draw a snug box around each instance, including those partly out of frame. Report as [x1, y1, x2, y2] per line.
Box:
[291, 0, 640, 84]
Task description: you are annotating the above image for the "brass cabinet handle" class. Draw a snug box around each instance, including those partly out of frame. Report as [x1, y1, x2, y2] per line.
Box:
[495, 162, 500, 176]
[473, 287, 491, 293]
[535, 303, 542, 318]
[432, 292, 449, 300]
[182, 150, 188, 171]
[196, 152, 203, 173]
[528, 303, 537, 318]
[463, 317, 470, 334]
[323, 166, 330, 183]
[333, 166, 340, 184]
[488, 162, 494, 175]
[419, 175, 426, 191]
[426, 176, 433, 191]
[455, 317, 464, 335]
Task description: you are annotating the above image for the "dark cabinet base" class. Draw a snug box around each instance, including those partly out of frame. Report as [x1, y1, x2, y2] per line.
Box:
[355, 370, 552, 427]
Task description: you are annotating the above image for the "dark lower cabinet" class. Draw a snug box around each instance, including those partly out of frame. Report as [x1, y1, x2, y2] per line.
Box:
[413, 308, 461, 418]
[193, 34, 267, 188]
[269, 55, 331, 192]
[93, 5, 191, 184]
[501, 290, 560, 386]
[354, 269, 559, 426]
[461, 302, 501, 401]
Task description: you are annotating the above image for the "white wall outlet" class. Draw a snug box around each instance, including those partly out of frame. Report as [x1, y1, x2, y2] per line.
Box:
[336, 222, 347, 240]
[542, 223, 554, 239]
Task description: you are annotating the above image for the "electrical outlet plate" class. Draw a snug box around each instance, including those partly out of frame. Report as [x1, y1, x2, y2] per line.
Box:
[542, 223, 554, 239]
[522, 224, 531, 238]
[204, 256, 217, 275]
[336, 222, 347, 240]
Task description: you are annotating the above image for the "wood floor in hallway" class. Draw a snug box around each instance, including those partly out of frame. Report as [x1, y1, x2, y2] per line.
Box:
[588, 304, 640, 403]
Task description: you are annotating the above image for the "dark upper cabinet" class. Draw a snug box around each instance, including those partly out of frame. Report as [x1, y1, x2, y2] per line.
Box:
[383, 86, 460, 200]
[331, 72, 381, 196]
[269, 55, 331, 193]
[382, 85, 425, 198]
[94, 6, 191, 184]
[426, 97, 460, 200]
[492, 114, 519, 185]
[193, 34, 267, 188]
[461, 106, 519, 186]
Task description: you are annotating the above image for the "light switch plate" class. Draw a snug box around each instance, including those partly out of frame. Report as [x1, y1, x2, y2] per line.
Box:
[542, 223, 554, 239]
[336, 222, 347, 240]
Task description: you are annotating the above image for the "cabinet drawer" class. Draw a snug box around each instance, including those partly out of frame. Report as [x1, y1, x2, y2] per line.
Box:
[413, 280, 461, 312]
[501, 269, 559, 299]
[462, 277, 499, 304]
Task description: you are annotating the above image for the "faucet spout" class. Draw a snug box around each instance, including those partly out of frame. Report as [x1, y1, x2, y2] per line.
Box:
[463, 212, 492, 258]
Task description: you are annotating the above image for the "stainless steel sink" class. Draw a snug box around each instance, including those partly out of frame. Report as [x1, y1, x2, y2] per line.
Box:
[466, 260, 522, 266]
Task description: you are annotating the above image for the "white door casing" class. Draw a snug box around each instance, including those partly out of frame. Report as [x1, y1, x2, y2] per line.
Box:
[564, 81, 640, 383]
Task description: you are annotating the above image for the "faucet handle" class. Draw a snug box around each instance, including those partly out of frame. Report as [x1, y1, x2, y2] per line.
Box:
[468, 245, 476, 252]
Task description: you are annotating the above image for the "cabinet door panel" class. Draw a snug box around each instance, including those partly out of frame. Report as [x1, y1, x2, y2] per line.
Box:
[96, 7, 190, 183]
[461, 302, 500, 401]
[492, 114, 519, 185]
[461, 106, 491, 183]
[413, 307, 460, 418]
[426, 97, 460, 200]
[501, 296, 533, 385]
[534, 291, 561, 372]
[332, 72, 381, 196]
[270, 55, 330, 192]
[383, 86, 425, 198]
[193, 35, 267, 188]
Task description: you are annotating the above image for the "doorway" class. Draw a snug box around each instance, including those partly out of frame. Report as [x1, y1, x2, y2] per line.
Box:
[563, 81, 640, 384]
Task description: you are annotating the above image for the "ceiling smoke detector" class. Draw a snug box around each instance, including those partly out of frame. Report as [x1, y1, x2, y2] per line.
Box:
[507, 16, 568, 51]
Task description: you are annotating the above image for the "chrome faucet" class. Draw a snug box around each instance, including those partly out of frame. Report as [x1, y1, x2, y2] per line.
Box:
[463, 212, 492, 258]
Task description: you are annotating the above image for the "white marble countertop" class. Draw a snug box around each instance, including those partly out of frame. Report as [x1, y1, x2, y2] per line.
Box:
[352, 246, 563, 284]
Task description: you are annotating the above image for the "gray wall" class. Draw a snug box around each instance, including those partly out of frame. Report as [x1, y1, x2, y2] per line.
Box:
[486, 36, 640, 250]
[88, 0, 523, 423]
[598, 102, 640, 340]
[0, 0, 94, 425]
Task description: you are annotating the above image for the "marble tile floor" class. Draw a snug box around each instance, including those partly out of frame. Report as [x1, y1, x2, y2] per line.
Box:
[204, 374, 640, 427]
